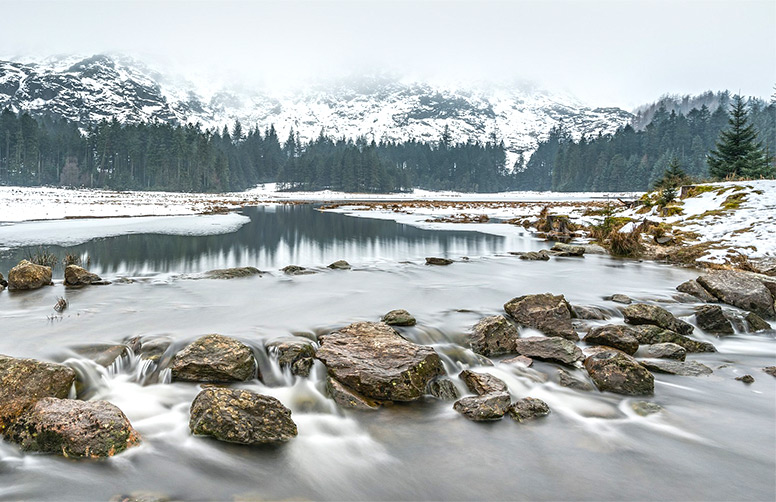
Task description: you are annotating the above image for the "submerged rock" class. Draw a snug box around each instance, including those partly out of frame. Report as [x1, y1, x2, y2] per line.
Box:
[584, 349, 654, 396]
[138, 338, 171, 363]
[508, 397, 550, 422]
[327, 260, 352, 270]
[610, 294, 633, 305]
[550, 243, 585, 257]
[697, 270, 775, 318]
[189, 387, 297, 444]
[326, 376, 380, 409]
[266, 339, 316, 377]
[695, 305, 734, 335]
[382, 309, 417, 326]
[735, 375, 754, 384]
[513, 337, 584, 366]
[70, 344, 129, 367]
[0, 354, 76, 432]
[504, 293, 577, 340]
[676, 279, 717, 302]
[459, 370, 508, 395]
[512, 250, 551, 261]
[203, 267, 262, 279]
[469, 315, 519, 356]
[638, 359, 713, 376]
[745, 312, 771, 332]
[623, 304, 694, 335]
[282, 265, 316, 275]
[110, 492, 171, 502]
[64, 264, 109, 287]
[8, 260, 52, 290]
[571, 305, 610, 320]
[502, 355, 533, 367]
[631, 401, 662, 416]
[630, 325, 716, 353]
[316, 322, 444, 401]
[583, 325, 639, 354]
[5, 397, 140, 457]
[641, 342, 687, 361]
[557, 368, 593, 391]
[453, 392, 511, 421]
[425, 257, 453, 266]
[170, 334, 256, 382]
[427, 378, 460, 401]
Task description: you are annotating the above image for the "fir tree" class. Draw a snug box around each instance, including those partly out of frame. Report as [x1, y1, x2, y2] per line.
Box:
[654, 157, 690, 189]
[707, 95, 772, 179]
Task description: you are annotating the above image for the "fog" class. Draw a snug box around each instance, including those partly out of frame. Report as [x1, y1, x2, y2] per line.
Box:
[1, 0, 774, 108]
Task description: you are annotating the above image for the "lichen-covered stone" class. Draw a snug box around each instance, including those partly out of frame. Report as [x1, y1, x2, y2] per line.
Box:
[189, 388, 297, 444]
[7, 260, 52, 290]
[382, 309, 417, 326]
[453, 392, 511, 421]
[504, 293, 577, 340]
[64, 264, 108, 287]
[641, 342, 686, 361]
[630, 325, 716, 353]
[508, 397, 550, 422]
[623, 304, 694, 335]
[326, 377, 380, 409]
[267, 339, 316, 377]
[0, 354, 75, 432]
[513, 336, 584, 366]
[171, 334, 256, 382]
[316, 322, 444, 401]
[469, 315, 519, 356]
[583, 325, 639, 354]
[459, 370, 508, 395]
[584, 349, 654, 396]
[5, 397, 140, 457]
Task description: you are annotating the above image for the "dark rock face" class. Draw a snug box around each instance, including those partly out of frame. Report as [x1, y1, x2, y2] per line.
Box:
[623, 304, 694, 335]
[382, 309, 417, 326]
[641, 343, 687, 361]
[171, 334, 256, 382]
[697, 270, 775, 318]
[425, 257, 453, 266]
[453, 393, 511, 421]
[70, 344, 129, 367]
[695, 305, 734, 335]
[676, 280, 717, 302]
[189, 388, 297, 444]
[282, 265, 316, 275]
[203, 267, 262, 279]
[459, 370, 508, 395]
[427, 378, 460, 401]
[504, 293, 577, 340]
[5, 397, 141, 457]
[610, 294, 633, 305]
[513, 337, 584, 366]
[64, 264, 108, 287]
[469, 315, 519, 356]
[638, 359, 713, 377]
[0, 272, 6, 288]
[0, 355, 76, 432]
[550, 243, 585, 256]
[7, 260, 52, 290]
[316, 322, 444, 401]
[584, 349, 654, 396]
[557, 368, 593, 391]
[583, 325, 639, 355]
[630, 325, 716, 353]
[631, 401, 662, 416]
[267, 339, 316, 377]
[327, 260, 351, 270]
[508, 397, 551, 422]
[513, 250, 551, 261]
[746, 312, 771, 332]
[326, 377, 380, 409]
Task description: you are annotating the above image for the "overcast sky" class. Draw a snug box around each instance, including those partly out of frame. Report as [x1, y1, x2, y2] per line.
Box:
[1, 0, 774, 109]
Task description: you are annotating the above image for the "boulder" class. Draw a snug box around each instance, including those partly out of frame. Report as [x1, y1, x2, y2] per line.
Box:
[4, 397, 140, 457]
[638, 359, 713, 377]
[469, 315, 519, 356]
[504, 293, 577, 340]
[622, 304, 694, 335]
[170, 334, 256, 382]
[641, 343, 686, 361]
[189, 388, 297, 444]
[203, 267, 262, 279]
[557, 368, 593, 391]
[508, 397, 551, 422]
[583, 244, 608, 255]
[512, 250, 550, 261]
[266, 339, 316, 377]
[610, 294, 633, 305]
[631, 401, 662, 416]
[746, 312, 771, 332]
[0, 354, 76, 432]
[326, 377, 380, 410]
[583, 325, 639, 354]
[502, 355, 533, 367]
[697, 270, 775, 318]
[427, 378, 460, 401]
[282, 265, 315, 275]
[695, 305, 734, 335]
[7, 260, 52, 290]
[513, 337, 584, 366]
[584, 349, 654, 396]
[71, 344, 129, 367]
[327, 260, 351, 270]
[382, 309, 417, 326]
[630, 325, 716, 353]
[676, 279, 717, 302]
[453, 392, 511, 421]
[426, 257, 453, 266]
[64, 264, 108, 287]
[459, 370, 508, 395]
[550, 243, 585, 257]
[316, 322, 444, 401]
[571, 305, 610, 320]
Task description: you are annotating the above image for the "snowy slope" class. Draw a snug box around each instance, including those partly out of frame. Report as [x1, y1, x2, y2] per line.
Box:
[0, 54, 633, 166]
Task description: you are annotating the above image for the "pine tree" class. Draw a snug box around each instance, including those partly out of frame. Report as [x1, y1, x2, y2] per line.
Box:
[707, 95, 772, 179]
[654, 157, 690, 189]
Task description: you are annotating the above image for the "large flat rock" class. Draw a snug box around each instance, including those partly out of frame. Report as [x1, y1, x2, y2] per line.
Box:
[697, 270, 775, 318]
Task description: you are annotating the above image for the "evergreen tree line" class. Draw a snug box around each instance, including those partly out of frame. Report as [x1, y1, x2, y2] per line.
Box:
[0, 109, 509, 193]
[515, 94, 776, 192]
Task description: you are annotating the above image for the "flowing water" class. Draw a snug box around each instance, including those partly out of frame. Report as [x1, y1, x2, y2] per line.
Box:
[0, 205, 774, 501]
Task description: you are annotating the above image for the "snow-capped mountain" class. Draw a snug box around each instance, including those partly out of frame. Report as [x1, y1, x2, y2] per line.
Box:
[0, 54, 633, 166]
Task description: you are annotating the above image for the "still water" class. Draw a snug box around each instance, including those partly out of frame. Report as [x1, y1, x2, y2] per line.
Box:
[0, 205, 774, 501]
